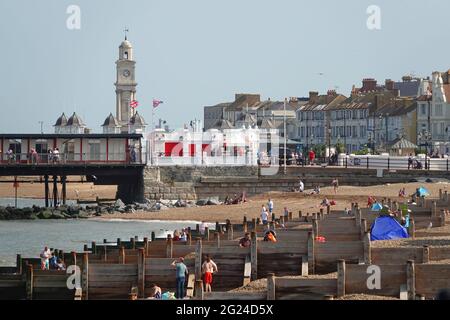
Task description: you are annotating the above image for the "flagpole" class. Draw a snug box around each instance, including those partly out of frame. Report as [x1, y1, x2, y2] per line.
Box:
[151, 100, 155, 166]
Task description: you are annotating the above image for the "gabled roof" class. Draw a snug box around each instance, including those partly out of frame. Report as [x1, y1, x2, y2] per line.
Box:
[130, 112, 147, 126]
[215, 118, 234, 129]
[388, 137, 418, 150]
[258, 118, 275, 129]
[67, 112, 85, 127]
[54, 113, 68, 127]
[102, 113, 120, 127]
[394, 80, 420, 97]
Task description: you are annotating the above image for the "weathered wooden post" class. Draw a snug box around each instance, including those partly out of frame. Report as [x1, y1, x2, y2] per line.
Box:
[251, 231, 257, 281]
[301, 255, 308, 276]
[119, 246, 125, 264]
[83, 244, 88, 252]
[215, 221, 220, 233]
[196, 224, 200, 234]
[363, 232, 371, 264]
[267, 273, 276, 300]
[356, 209, 362, 228]
[82, 252, 89, 300]
[151, 232, 156, 242]
[187, 232, 192, 245]
[406, 260, 415, 300]
[361, 219, 367, 239]
[251, 218, 257, 231]
[195, 279, 204, 300]
[227, 224, 234, 240]
[143, 237, 149, 256]
[298, 210, 302, 220]
[103, 239, 107, 244]
[91, 241, 97, 255]
[138, 248, 145, 298]
[215, 232, 221, 248]
[288, 211, 293, 221]
[319, 208, 324, 220]
[307, 231, 315, 274]
[432, 201, 437, 216]
[166, 234, 173, 258]
[441, 210, 447, 227]
[130, 237, 136, 250]
[195, 240, 203, 281]
[26, 264, 33, 300]
[71, 251, 77, 267]
[409, 219, 416, 239]
[422, 245, 430, 264]
[204, 227, 210, 241]
[439, 189, 443, 201]
[16, 254, 22, 275]
[312, 219, 319, 238]
[337, 260, 346, 298]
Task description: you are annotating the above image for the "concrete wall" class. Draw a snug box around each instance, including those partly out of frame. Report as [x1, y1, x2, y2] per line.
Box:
[143, 165, 450, 201]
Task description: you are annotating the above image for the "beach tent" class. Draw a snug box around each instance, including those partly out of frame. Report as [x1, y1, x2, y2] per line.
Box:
[418, 187, 430, 197]
[371, 203, 383, 211]
[370, 216, 409, 241]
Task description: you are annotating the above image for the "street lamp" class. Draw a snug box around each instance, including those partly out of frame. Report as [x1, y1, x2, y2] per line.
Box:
[327, 126, 332, 164]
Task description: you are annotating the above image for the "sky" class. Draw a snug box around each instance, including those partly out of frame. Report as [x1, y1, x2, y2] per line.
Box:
[1, 0, 450, 133]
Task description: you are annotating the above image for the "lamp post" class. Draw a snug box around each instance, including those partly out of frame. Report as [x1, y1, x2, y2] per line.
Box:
[283, 98, 287, 174]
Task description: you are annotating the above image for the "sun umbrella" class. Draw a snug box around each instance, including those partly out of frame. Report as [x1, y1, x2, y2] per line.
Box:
[418, 187, 430, 197]
[371, 203, 383, 211]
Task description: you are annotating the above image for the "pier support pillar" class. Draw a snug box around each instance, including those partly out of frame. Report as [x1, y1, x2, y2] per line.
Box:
[52, 175, 58, 207]
[61, 176, 67, 205]
[44, 175, 49, 208]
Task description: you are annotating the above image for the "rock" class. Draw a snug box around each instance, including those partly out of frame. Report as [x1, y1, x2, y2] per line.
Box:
[196, 199, 208, 206]
[114, 199, 126, 209]
[51, 211, 66, 219]
[207, 198, 220, 206]
[426, 178, 433, 183]
[78, 211, 90, 219]
[39, 210, 53, 219]
[409, 179, 418, 183]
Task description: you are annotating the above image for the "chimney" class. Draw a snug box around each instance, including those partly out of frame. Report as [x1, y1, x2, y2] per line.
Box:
[362, 78, 377, 92]
[385, 79, 395, 91]
[402, 75, 412, 82]
[326, 90, 337, 103]
[309, 91, 319, 104]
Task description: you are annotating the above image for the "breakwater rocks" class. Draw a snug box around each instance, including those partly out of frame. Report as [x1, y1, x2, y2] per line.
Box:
[0, 198, 222, 220]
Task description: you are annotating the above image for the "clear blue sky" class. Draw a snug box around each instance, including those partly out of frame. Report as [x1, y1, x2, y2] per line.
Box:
[1, 0, 449, 133]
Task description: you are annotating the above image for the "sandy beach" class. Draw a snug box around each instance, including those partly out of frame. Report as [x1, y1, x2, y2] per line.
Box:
[99, 182, 450, 223]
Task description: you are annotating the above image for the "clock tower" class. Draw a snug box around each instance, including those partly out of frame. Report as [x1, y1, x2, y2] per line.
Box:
[115, 36, 137, 131]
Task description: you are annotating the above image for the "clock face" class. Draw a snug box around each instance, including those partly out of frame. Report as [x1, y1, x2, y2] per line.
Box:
[123, 70, 131, 77]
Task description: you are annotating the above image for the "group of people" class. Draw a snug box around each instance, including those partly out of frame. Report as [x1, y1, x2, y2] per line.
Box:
[224, 192, 247, 205]
[172, 229, 188, 241]
[294, 177, 338, 195]
[39, 246, 66, 271]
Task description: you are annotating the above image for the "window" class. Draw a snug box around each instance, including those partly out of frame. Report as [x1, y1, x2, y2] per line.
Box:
[440, 122, 445, 135]
[435, 104, 443, 116]
[300, 127, 304, 138]
[352, 110, 358, 119]
[352, 126, 357, 137]
[421, 104, 427, 116]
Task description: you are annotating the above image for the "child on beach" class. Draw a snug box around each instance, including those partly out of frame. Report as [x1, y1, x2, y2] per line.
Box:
[202, 255, 218, 293]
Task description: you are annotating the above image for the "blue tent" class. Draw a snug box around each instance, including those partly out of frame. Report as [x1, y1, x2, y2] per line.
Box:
[418, 187, 430, 197]
[370, 216, 409, 241]
[371, 203, 383, 211]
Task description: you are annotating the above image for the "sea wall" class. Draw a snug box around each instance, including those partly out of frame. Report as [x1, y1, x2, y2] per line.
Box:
[143, 166, 450, 201]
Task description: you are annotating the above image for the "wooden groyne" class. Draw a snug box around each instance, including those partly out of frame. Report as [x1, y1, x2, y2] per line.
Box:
[2, 189, 450, 300]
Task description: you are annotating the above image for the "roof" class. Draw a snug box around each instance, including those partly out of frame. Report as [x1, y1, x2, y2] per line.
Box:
[215, 118, 234, 129]
[0, 133, 143, 139]
[130, 112, 147, 126]
[258, 118, 275, 129]
[389, 137, 418, 150]
[67, 112, 85, 127]
[374, 99, 417, 117]
[54, 113, 68, 127]
[394, 80, 420, 97]
[102, 113, 120, 127]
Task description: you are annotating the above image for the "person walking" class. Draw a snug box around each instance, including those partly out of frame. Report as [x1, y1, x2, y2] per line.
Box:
[267, 198, 274, 214]
[299, 178, 305, 193]
[308, 149, 316, 166]
[332, 178, 339, 194]
[171, 257, 189, 299]
[261, 205, 269, 225]
[201, 255, 218, 293]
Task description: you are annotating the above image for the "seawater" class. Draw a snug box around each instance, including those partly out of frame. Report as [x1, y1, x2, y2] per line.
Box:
[0, 219, 203, 266]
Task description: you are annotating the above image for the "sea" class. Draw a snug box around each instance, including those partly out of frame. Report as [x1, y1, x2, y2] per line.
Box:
[0, 198, 203, 267]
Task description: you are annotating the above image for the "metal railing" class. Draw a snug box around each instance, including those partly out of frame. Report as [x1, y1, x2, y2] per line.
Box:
[0, 152, 147, 165]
